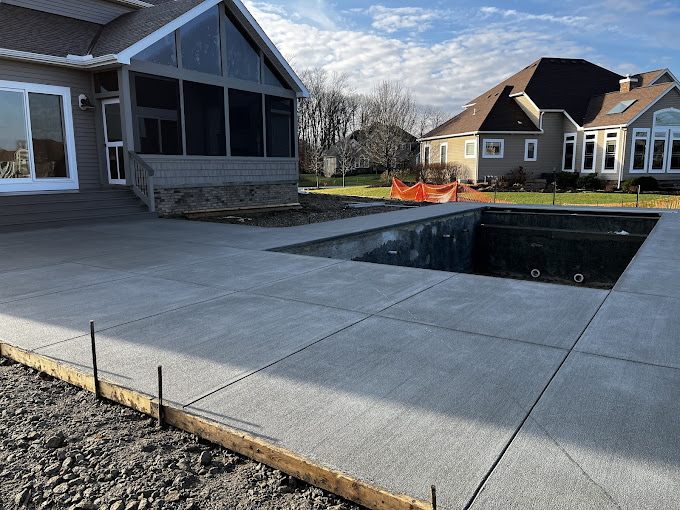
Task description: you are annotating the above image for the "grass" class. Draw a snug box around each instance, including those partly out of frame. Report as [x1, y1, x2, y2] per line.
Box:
[298, 173, 382, 188]
[311, 186, 678, 206]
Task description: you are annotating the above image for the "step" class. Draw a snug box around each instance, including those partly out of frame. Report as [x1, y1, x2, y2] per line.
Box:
[1, 196, 142, 215]
[0, 212, 157, 233]
[0, 204, 149, 227]
[0, 190, 137, 206]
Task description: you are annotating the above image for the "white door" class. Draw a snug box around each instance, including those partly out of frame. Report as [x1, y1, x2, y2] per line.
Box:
[102, 99, 125, 184]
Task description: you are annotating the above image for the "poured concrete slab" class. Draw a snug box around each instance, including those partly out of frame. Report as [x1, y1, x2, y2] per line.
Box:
[148, 250, 339, 291]
[251, 260, 455, 314]
[187, 317, 567, 509]
[575, 291, 680, 368]
[379, 273, 608, 349]
[470, 352, 680, 509]
[0, 263, 130, 304]
[37, 293, 367, 405]
[615, 255, 680, 298]
[0, 275, 230, 350]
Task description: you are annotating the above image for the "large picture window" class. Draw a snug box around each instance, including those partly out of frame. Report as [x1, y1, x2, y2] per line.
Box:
[133, 75, 182, 155]
[483, 139, 504, 158]
[266, 96, 294, 158]
[133, 34, 177, 67]
[184, 82, 226, 156]
[0, 80, 77, 192]
[180, 6, 221, 75]
[582, 133, 596, 173]
[229, 89, 263, 157]
[225, 12, 261, 82]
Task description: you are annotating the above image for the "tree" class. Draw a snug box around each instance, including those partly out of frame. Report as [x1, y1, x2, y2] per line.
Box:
[360, 81, 418, 173]
[416, 105, 451, 139]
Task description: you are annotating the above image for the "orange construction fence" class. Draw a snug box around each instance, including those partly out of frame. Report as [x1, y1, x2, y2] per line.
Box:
[391, 178, 514, 204]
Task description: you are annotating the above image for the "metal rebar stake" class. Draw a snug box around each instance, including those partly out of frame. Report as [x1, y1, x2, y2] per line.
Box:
[90, 320, 100, 399]
[157, 365, 164, 428]
[637, 185, 641, 208]
[430, 485, 437, 510]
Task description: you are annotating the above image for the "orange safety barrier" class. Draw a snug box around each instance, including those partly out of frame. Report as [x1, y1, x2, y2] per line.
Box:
[391, 178, 514, 204]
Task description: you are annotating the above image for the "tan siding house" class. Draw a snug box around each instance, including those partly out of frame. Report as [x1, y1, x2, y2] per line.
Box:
[420, 58, 680, 187]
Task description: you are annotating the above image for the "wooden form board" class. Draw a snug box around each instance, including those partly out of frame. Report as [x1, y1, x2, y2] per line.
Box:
[0, 342, 433, 510]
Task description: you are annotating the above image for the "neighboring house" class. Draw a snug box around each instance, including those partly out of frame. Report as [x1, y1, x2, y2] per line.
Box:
[0, 0, 308, 224]
[322, 138, 370, 178]
[420, 58, 680, 186]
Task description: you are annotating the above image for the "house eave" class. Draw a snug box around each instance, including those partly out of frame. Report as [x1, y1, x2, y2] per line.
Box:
[419, 130, 544, 142]
[0, 48, 120, 70]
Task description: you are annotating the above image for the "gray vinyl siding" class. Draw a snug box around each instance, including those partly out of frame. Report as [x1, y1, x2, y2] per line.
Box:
[141, 158, 298, 188]
[623, 88, 680, 179]
[0, 59, 102, 189]
[4, 0, 133, 24]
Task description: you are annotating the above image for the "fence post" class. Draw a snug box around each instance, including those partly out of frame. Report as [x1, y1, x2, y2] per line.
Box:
[90, 320, 100, 400]
[553, 172, 557, 206]
[636, 185, 641, 208]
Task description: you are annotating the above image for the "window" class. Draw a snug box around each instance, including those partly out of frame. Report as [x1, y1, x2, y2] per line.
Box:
[225, 12, 261, 82]
[655, 109, 680, 127]
[631, 129, 649, 173]
[464, 139, 476, 158]
[423, 146, 430, 165]
[671, 132, 680, 172]
[354, 158, 360, 169]
[602, 130, 619, 173]
[606, 100, 637, 115]
[180, 6, 221, 75]
[94, 71, 119, 94]
[183, 81, 226, 156]
[651, 131, 667, 172]
[133, 75, 182, 155]
[483, 139, 504, 158]
[440, 143, 448, 163]
[524, 139, 537, 161]
[0, 81, 76, 191]
[264, 61, 286, 88]
[562, 133, 576, 171]
[133, 33, 177, 67]
[229, 89, 263, 157]
[266, 95, 294, 158]
[582, 133, 597, 173]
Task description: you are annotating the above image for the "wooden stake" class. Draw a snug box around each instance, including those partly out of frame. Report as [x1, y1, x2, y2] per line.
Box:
[157, 365, 164, 428]
[430, 485, 437, 510]
[90, 320, 100, 400]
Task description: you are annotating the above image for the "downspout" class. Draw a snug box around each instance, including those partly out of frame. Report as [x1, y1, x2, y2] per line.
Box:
[618, 128, 627, 189]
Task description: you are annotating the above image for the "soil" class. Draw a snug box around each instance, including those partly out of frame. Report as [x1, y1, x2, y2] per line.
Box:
[189, 192, 429, 228]
[0, 358, 365, 510]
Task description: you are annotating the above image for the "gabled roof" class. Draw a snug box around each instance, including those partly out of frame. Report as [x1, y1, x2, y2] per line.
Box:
[422, 57, 623, 139]
[0, 0, 309, 97]
[583, 82, 677, 128]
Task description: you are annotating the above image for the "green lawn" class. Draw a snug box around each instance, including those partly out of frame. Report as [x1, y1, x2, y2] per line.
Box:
[298, 173, 382, 188]
[311, 186, 678, 206]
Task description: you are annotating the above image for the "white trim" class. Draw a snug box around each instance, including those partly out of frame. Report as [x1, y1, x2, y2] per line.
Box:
[601, 129, 620, 174]
[629, 128, 650, 174]
[418, 130, 542, 142]
[439, 142, 448, 163]
[423, 145, 430, 165]
[464, 139, 476, 159]
[581, 132, 597, 173]
[562, 132, 577, 172]
[102, 98, 126, 185]
[482, 139, 504, 159]
[0, 48, 119, 70]
[649, 69, 679, 86]
[0, 80, 79, 193]
[524, 139, 537, 162]
[583, 124, 626, 131]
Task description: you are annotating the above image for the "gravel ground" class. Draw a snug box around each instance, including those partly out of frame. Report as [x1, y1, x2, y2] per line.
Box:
[0, 358, 365, 510]
[190, 192, 428, 228]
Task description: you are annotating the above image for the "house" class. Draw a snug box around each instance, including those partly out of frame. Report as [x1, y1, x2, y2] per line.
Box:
[322, 137, 371, 178]
[0, 0, 308, 227]
[420, 58, 680, 186]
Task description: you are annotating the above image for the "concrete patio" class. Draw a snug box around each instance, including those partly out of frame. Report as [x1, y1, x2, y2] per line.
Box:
[1, 203, 679, 509]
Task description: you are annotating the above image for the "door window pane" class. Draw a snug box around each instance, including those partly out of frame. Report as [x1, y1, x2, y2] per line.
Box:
[225, 13, 260, 82]
[0, 89, 30, 179]
[134, 75, 182, 155]
[633, 138, 647, 171]
[266, 95, 294, 157]
[229, 89, 263, 157]
[184, 81, 226, 156]
[104, 103, 122, 143]
[180, 6, 221, 75]
[29, 93, 68, 178]
[133, 34, 177, 67]
[652, 139, 666, 170]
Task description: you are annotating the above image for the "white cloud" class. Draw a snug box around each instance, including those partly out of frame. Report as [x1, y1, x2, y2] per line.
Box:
[479, 6, 588, 27]
[365, 5, 442, 33]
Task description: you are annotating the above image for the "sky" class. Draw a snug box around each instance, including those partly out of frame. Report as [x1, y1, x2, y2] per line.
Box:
[243, 0, 680, 113]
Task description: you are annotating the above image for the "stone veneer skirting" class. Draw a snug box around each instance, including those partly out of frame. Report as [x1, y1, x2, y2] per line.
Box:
[154, 183, 299, 217]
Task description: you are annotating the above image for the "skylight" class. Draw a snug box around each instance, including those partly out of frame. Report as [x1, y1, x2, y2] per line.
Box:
[607, 99, 637, 115]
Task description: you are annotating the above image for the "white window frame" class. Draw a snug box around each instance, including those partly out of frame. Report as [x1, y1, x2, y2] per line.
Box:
[524, 139, 538, 162]
[562, 132, 577, 172]
[669, 130, 680, 173]
[0, 80, 78, 193]
[650, 130, 669, 173]
[464, 139, 476, 159]
[630, 128, 650, 174]
[423, 145, 430, 165]
[581, 132, 597, 173]
[601, 129, 620, 174]
[440, 142, 448, 163]
[482, 138, 504, 159]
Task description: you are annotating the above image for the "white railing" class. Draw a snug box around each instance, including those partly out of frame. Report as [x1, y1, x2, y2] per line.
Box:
[129, 151, 155, 213]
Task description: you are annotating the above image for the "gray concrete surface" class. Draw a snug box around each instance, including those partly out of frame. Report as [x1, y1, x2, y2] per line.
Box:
[1, 202, 679, 509]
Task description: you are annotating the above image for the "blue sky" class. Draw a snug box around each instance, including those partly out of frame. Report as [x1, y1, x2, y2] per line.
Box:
[244, 0, 680, 112]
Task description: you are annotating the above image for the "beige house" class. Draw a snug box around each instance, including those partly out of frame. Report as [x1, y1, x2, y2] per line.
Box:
[420, 58, 680, 186]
